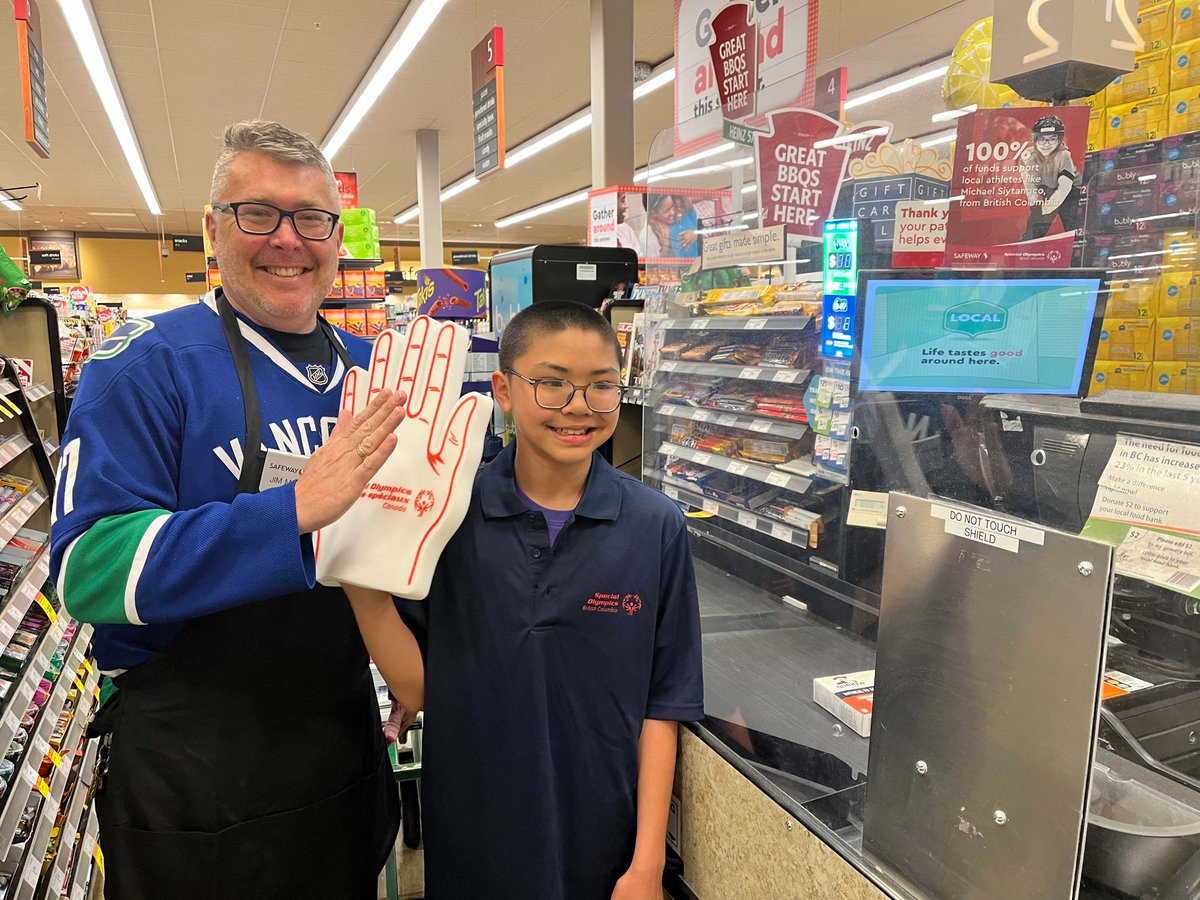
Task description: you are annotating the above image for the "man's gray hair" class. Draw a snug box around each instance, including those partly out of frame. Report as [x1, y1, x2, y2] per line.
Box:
[210, 120, 338, 204]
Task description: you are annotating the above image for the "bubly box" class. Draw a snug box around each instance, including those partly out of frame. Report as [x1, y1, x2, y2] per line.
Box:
[1136, 3, 1175, 51]
[1091, 361, 1154, 394]
[1097, 318, 1156, 360]
[1107, 49, 1171, 105]
[1084, 232, 1163, 272]
[1173, 39, 1200, 92]
[1108, 97, 1169, 145]
[1088, 106, 1107, 151]
[1164, 130, 1200, 162]
[1160, 270, 1200, 314]
[1171, 87, 1200, 134]
[1090, 186, 1157, 232]
[1157, 316, 1200, 358]
[1179, 4, 1200, 44]
[1070, 92, 1105, 109]
[1153, 361, 1200, 391]
[1106, 277, 1160, 318]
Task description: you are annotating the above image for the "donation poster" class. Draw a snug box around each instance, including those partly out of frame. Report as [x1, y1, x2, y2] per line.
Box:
[945, 106, 1089, 268]
[857, 277, 1101, 394]
[1083, 434, 1200, 600]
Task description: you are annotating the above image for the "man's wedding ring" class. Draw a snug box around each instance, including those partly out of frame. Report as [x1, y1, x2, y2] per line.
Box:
[354, 442, 368, 461]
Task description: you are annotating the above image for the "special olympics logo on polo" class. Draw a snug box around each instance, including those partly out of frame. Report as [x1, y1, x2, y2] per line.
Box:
[622, 593, 642, 616]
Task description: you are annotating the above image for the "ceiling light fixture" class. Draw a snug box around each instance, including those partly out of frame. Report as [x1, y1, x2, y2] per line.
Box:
[635, 142, 736, 182]
[844, 62, 950, 111]
[322, 0, 451, 160]
[496, 190, 590, 228]
[1, 195, 21, 213]
[920, 130, 958, 148]
[394, 59, 674, 224]
[932, 104, 977, 122]
[57, 0, 162, 215]
[812, 126, 889, 149]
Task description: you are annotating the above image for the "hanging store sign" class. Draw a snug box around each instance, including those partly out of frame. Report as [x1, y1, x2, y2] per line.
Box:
[184, 272, 206, 283]
[472, 28, 506, 178]
[708, 3, 758, 120]
[675, 0, 820, 154]
[754, 108, 850, 238]
[450, 250, 480, 265]
[334, 172, 359, 209]
[944, 106, 1089, 268]
[13, 0, 48, 158]
[172, 235, 204, 252]
[991, 0, 1138, 101]
[28, 249, 59, 266]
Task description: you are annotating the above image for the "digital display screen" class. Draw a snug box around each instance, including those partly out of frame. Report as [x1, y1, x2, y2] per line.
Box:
[858, 277, 1103, 396]
[822, 293, 856, 360]
[823, 219, 858, 297]
[488, 257, 533, 336]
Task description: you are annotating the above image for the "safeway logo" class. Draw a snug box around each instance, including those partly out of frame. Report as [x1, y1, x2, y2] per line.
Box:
[944, 301, 1007, 338]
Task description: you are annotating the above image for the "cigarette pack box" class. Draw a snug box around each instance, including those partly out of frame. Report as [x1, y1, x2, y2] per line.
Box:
[1097, 318, 1156, 360]
[1091, 361, 1154, 394]
[342, 271, 366, 299]
[366, 307, 388, 336]
[813, 670, 874, 737]
[365, 270, 387, 299]
[344, 308, 368, 337]
[1156, 316, 1200, 359]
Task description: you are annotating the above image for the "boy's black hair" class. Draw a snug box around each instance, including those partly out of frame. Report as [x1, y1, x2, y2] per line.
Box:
[498, 300, 623, 372]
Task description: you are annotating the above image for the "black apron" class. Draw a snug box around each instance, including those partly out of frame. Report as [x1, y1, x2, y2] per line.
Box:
[91, 293, 399, 899]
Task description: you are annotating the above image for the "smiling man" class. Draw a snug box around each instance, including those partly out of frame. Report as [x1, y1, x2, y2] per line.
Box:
[49, 121, 406, 899]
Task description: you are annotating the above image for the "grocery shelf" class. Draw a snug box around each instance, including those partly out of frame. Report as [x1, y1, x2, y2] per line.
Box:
[47, 735, 99, 900]
[12, 696, 90, 900]
[661, 315, 813, 331]
[41, 440, 57, 460]
[0, 437, 32, 470]
[337, 258, 384, 271]
[0, 629, 77, 858]
[0, 491, 47, 549]
[68, 808, 101, 900]
[656, 404, 808, 440]
[0, 605, 64, 767]
[661, 480, 819, 548]
[0, 553, 49, 650]
[0, 382, 17, 399]
[658, 441, 813, 495]
[23, 385, 51, 404]
[658, 359, 810, 384]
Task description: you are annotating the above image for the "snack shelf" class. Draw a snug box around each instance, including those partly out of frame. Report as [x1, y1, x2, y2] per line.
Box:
[47, 734, 99, 900]
[0, 553, 50, 651]
[337, 258, 384, 271]
[661, 480, 819, 547]
[658, 359, 811, 384]
[0, 607, 63, 790]
[12, 680, 92, 900]
[40, 441, 57, 460]
[23, 386, 50, 404]
[67, 808, 100, 900]
[0, 492, 47, 550]
[0, 382, 16, 399]
[0, 624, 78, 858]
[658, 441, 813, 495]
[0, 438, 31, 470]
[661, 315, 813, 332]
[656, 403, 808, 439]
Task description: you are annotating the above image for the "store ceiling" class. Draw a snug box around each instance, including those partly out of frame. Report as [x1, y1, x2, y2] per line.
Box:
[0, 0, 980, 250]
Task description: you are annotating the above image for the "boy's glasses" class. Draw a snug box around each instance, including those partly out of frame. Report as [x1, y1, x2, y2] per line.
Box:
[212, 201, 340, 241]
[504, 370, 624, 413]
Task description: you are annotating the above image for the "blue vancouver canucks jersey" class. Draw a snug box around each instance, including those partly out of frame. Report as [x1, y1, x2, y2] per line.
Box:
[49, 292, 370, 671]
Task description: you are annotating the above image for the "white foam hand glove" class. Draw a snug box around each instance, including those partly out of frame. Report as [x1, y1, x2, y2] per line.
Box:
[316, 317, 493, 598]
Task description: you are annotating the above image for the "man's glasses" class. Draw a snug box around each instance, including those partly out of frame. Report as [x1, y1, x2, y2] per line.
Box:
[212, 201, 340, 241]
[505, 370, 624, 413]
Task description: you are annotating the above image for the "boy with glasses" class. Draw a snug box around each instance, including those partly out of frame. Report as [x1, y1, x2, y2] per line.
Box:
[353, 300, 704, 899]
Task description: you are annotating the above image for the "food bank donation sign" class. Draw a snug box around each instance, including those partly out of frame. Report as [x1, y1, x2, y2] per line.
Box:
[675, 0, 820, 153]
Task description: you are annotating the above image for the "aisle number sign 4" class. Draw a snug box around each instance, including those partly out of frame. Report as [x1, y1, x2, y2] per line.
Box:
[992, 0, 1140, 88]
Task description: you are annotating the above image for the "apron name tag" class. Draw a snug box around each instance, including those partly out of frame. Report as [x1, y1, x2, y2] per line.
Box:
[258, 449, 310, 492]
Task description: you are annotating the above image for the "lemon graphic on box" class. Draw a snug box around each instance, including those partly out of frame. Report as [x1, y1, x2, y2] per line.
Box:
[943, 17, 1022, 111]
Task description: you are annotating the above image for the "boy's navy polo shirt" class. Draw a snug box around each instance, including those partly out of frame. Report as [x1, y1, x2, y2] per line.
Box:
[402, 441, 704, 900]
